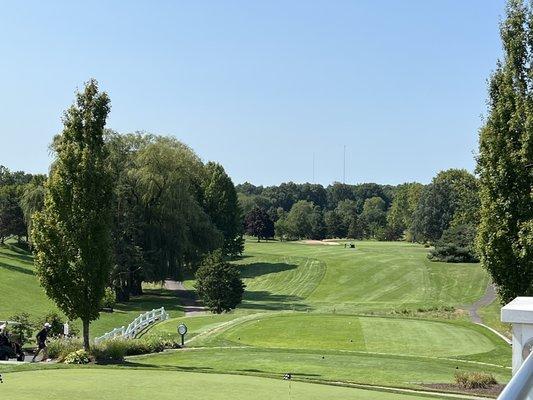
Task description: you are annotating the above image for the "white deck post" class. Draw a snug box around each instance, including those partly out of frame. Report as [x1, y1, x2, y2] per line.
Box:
[501, 297, 533, 375]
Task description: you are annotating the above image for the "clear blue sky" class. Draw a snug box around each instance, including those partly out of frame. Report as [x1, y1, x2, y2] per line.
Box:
[0, 0, 505, 186]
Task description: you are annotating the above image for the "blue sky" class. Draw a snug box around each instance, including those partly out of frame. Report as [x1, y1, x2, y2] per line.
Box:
[0, 1, 505, 186]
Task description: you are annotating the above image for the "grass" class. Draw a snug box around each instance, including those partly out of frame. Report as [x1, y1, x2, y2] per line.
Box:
[0, 243, 184, 338]
[230, 241, 491, 314]
[0, 368, 454, 400]
[0, 238, 511, 397]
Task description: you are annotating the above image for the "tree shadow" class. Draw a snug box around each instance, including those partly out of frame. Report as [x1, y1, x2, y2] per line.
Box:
[239, 262, 297, 279]
[115, 289, 185, 313]
[119, 360, 214, 372]
[0, 260, 34, 276]
[240, 290, 312, 311]
[0, 244, 34, 263]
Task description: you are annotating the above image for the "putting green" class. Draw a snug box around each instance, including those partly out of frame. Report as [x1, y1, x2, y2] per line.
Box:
[218, 314, 495, 357]
[0, 369, 446, 400]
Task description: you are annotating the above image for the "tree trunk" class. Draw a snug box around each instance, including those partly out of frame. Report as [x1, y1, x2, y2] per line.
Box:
[82, 319, 90, 351]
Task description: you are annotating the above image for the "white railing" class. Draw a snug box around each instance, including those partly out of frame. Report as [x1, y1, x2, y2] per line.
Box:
[94, 307, 169, 344]
[497, 351, 533, 400]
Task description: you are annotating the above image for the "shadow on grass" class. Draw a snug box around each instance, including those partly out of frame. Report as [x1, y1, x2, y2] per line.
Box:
[114, 289, 186, 314]
[240, 290, 311, 311]
[121, 360, 213, 372]
[239, 262, 297, 279]
[1, 244, 34, 262]
[0, 260, 34, 276]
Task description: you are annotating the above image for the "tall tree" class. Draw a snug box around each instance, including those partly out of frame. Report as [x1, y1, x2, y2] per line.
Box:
[0, 185, 26, 243]
[32, 80, 114, 350]
[477, 0, 533, 303]
[19, 175, 46, 246]
[203, 162, 244, 257]
[245, 207, 274, 241]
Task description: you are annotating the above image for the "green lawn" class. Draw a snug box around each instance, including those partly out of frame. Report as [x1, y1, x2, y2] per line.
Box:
[0, 368, 455, 400]
[231, 241, 491, 314]
[0, 239, 511, 397]
[0, 243, 184, 338]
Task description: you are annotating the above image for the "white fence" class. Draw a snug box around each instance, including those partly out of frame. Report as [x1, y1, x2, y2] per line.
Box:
[94, 307, 169, 344]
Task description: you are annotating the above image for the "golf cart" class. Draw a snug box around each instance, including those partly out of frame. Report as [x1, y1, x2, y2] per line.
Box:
[0, 323, 25, 362]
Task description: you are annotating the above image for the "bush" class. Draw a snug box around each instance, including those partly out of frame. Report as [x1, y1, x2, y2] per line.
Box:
[90, 335, 181, 363]
[64, 349, 90, 364]
[101, 287, 116, 311]
[91, 339, 128, 363]
[47, 337, 83, 361]
[428, 224, 479, 263]
[8, 313, 34, 345]
[454, 371, 497, 389]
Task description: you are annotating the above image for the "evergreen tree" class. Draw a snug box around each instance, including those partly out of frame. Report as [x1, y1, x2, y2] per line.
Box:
[477, 0, 533, 303]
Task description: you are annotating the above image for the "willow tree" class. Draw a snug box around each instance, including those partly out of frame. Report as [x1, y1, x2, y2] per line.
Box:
[33, 80, 113, 350]
[477, 0, 533, 303]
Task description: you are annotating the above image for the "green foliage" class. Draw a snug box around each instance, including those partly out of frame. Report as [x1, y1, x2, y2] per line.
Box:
[412, 169, 479, 243]
[386, 183, 423, 240]
[477, 0, 533, 303]
[19, 175, 46, 246]
[64, 349, 90, 364]
[8, 313, 33, 345]
[32, 79, 114, 350]
[35, 311, 66, 337]
[0, 184, 26, 243]
[245, 207, 274, 240]
[429, 224, 479, 263]
[195, 251, 245, 313]
[454, 371, 497, 389]
[47, 337, 83, 361]
[101, 288, 116, 310]
[202, 162, 244, 257]
[360, 197, 387, 238]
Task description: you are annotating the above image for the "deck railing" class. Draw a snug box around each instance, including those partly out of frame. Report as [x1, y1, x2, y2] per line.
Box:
[497, 351, 533, 400]
[94, 307, 169, 344]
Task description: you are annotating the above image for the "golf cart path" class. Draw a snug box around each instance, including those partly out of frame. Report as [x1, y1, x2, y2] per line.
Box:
[164, 280, 206, 316]
[468, 283, 496, 324]
[466, 283, 511, 344]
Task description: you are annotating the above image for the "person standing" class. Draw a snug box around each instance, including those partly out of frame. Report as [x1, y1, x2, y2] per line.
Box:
[32, 323, 51, 362]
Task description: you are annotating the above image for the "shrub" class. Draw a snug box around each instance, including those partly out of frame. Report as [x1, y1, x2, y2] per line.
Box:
[8, 313, 34, 345]
[90, 335, 181, 363]
[428, 224, 479, 263]
[101, 287, 116, 311]
[90, 339, 128, 363]
[64, 349, 90, 364]
[454, 371, 497, 389]
[47, 337, 83, 361]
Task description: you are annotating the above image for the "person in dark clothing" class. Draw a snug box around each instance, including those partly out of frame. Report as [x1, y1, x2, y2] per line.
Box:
[32, 323, 51, 362]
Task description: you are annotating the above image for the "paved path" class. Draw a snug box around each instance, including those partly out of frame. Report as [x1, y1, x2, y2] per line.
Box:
[164, 280, 206, 316]
[468, 284, 497, 324]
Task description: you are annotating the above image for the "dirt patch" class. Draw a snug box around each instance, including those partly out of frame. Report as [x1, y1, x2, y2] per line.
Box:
[300, 240, 340, 246]
[423, 383, 505, 397]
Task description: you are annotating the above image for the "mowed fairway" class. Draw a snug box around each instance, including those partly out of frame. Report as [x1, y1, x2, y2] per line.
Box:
[0, 369, 450, 400]
[235, 241, 490, 313]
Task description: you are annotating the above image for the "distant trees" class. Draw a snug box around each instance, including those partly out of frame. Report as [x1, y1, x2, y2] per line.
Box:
[386, 183, 423, 240]
[195, 251, 245, 314]
[0, 185, 26, 243]
[411, 169, 479, 243]
[245, 207, 274, 241]
[477, 0, 533, 303]
[32, 79, 114, 350]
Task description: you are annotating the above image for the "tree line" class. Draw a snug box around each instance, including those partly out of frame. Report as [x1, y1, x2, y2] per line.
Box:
[240, 170, 479, 262]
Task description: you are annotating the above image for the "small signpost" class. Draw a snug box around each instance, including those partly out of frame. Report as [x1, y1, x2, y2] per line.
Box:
[177, 323, 188, 346]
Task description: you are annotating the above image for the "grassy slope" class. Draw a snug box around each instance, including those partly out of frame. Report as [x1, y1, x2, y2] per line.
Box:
[1, 239, 511, 395]
[235, 241, 490, 313]
[1, 368, 452, 400]
[0, 243, 184, 338]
